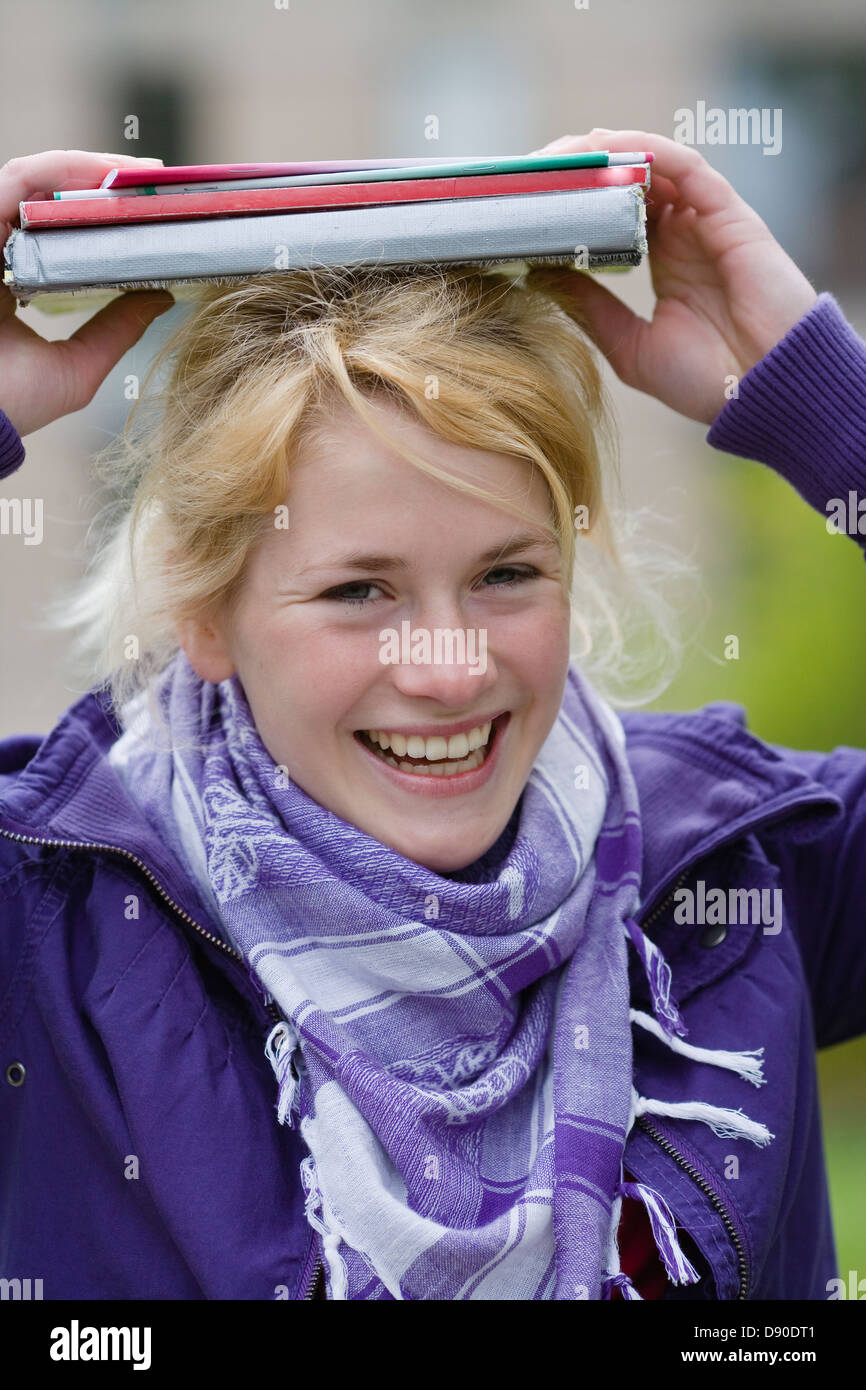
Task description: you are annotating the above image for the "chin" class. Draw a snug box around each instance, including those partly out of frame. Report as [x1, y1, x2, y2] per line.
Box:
[384, 830, 491, 875]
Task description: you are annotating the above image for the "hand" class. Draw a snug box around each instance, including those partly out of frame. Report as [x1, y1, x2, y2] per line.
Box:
[0, 150, 175, 436]
[525, 128, 818, 425]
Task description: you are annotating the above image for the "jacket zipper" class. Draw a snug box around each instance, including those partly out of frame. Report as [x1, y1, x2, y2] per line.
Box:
[635, 1115, 749, 1300]
[638, 868, 689, 930]
[303, 1250, 324, 1300]
[0, 827, 283, 1028]
[632, 872, 750, 1300]
[0, 833, 746, 1299]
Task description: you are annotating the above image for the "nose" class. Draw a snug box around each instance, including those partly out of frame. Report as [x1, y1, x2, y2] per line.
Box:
[379, 600, 499, 708]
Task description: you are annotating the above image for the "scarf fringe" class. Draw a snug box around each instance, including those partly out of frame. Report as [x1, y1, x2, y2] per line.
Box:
[602, 1272, 642, 1300]
[616, 914, 772, 1295]
[601, 1193, 644, 1299]
[633, 1091, 775, 1146]
[264, 1020, 301, 1127]
[623, 917, 687, 1038]
[617, 1179, 699, 1284]
[625, 919, 772, 1143]
[299, 1153, 350, 1300]
[630, 1008, 766, 1087]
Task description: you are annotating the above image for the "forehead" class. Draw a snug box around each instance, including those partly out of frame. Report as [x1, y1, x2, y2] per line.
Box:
[239, 395, 557, 586]
[289, 392, 548, 515]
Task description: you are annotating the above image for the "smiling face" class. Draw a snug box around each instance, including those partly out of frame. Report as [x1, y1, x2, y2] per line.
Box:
[179, 393, 572, 874]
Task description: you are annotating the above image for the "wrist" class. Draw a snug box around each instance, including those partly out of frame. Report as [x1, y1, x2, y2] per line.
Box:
[707, 292, 866, 525]
[739, 280, 819, 378]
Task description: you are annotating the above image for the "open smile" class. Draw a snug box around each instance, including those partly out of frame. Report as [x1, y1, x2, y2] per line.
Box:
[352, 712, 511, 795]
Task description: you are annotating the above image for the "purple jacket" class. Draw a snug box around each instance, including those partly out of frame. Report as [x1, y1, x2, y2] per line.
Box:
[2, 293, 866, 1301]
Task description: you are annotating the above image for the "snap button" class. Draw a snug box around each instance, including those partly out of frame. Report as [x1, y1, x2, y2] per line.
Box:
[700, 923, 728, 948]
[5, 1061, 26, 1087]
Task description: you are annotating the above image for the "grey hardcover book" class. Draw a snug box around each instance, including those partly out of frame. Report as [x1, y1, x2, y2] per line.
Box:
[3, 186, 647, 303]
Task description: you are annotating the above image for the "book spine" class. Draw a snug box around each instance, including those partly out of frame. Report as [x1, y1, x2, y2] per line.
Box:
[4, 186, 647, 295]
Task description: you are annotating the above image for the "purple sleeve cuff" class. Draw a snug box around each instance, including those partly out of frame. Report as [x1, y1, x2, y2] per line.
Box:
[706, 292, 866, 525]
[0, 408, 25, 480]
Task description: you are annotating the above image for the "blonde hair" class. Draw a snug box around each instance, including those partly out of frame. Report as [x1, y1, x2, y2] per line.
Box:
[51, 263, 694, 719]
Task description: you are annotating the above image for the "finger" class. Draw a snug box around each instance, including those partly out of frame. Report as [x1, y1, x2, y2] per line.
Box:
[528, 134, 688, 220]
[0, 150, 164, 224]
[644, 171, 685, 216]
[526, 265, 644, 387]
[92, 152, 165, 163]
[527, 134, 603, 155]
[55, 290, 174, 413]
[528, 131, 630, 156]
[530, 128, 742, 219]
[583, 128, 745, 218]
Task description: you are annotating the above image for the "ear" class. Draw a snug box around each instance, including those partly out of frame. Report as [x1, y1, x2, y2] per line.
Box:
[176, 609, 236, 684]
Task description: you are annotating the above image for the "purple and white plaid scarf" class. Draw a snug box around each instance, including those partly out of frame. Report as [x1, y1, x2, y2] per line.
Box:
[109, 650, 773, 1300]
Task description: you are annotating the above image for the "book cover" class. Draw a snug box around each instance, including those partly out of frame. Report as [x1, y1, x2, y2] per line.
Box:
[100, 150, 637, 191]
[24, 166, 650, 230]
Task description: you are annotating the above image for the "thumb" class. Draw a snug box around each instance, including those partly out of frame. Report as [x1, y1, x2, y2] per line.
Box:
[525, 266, 643, 386]
[62, 289, 174, 406]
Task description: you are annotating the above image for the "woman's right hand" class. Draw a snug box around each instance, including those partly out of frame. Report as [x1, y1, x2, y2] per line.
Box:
[0, 150, 175, 436]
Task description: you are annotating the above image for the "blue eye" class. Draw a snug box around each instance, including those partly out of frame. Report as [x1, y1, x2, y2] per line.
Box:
[325, 582, 382, 608]
[322, 566, 537, 609]
[482, 565, 538, 589]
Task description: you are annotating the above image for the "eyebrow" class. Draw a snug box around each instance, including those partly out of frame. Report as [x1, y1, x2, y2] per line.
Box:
[299, 531, 555, 577]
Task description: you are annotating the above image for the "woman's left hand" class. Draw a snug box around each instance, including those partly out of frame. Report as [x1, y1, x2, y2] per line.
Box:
[525, 128, 818, 426]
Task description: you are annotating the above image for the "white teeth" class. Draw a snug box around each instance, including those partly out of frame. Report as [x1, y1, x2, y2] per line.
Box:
[382, 748, 485, 776]
[358, 725, 497, 777]
[366, 721, 493, 761]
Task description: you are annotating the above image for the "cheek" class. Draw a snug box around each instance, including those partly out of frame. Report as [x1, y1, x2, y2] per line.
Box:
[499, 592, 571, 666]
[507, 602, 572, 718]
[234, 608, 374, 721]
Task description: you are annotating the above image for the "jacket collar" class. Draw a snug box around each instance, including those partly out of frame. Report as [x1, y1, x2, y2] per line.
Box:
[0, 685, 215, 931]
[618, 698, 843, 916]
[0, 686, 844, 933]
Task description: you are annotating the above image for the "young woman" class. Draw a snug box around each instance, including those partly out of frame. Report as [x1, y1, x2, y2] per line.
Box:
[0, 131, 864, 1302]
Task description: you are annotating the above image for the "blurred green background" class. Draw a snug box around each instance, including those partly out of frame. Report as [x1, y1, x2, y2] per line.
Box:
[647, 450, 866, 1280]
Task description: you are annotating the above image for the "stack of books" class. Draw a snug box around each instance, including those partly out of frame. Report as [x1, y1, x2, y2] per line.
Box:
[3, 151, 652, 310]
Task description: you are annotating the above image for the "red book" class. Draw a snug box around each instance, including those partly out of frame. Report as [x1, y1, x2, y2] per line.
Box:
[20, 165, 650, 231]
